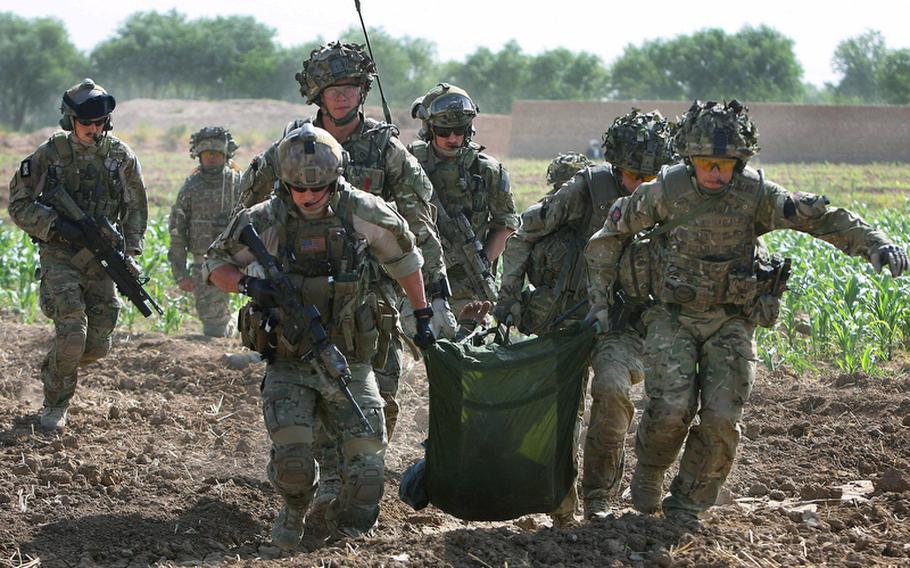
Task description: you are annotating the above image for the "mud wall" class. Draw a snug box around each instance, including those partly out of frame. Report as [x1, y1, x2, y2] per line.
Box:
[507, 100, 910, 163]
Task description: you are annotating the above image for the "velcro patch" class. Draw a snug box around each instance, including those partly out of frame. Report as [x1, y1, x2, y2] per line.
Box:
[19, 158, 32, 177]
[610, 205, 622, 224]
[299, 236, 326, 253]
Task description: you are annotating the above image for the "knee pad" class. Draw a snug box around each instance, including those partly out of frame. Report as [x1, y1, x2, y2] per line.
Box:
[268, 444, 317, 495]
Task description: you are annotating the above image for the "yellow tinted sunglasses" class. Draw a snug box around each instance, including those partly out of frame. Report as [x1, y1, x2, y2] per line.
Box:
[691, 156, 737, 174]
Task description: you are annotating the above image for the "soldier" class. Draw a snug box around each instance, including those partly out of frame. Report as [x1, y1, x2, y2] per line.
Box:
[168, 127, 242, 337]
[495, 111, 676, 525]
[206, 124, 435, 547]
[586, 99, 908, 524]
[8, 78, 148, 432]
[238, 42, 453, 443]
[408, 83, 520, 320]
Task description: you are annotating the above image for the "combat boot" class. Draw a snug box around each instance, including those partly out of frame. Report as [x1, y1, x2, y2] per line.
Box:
[39, 404, 69, 433]
[664, 507, 700, 529]
[584, 497, 612, 521]
[549, 510, 580, 529]
[311, 477, 341, 510]
[271, 503, 306, 550]
[630, 463, 666, 514]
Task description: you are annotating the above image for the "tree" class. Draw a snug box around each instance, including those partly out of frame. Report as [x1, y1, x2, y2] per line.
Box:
[0, 13, 86, 130]
[522, 48, 610, 101]
[443, 41, 530, 113]
[609, 26, 804, 102]
[878, 48, 910, 104]
[831, 30, 886, 103]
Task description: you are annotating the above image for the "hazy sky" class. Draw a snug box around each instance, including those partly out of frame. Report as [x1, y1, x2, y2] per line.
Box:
[4, 0, 908, 88]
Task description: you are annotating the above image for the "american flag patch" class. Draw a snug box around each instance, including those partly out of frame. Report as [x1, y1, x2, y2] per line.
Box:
[299, 236, 326, 253]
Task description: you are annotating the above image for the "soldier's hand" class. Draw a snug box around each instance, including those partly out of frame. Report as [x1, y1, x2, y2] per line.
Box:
[430, 297, 458, 339]
[237, 275, 279, 307]
[177, 277, 196, 293]
[413, 305, 436, 349]
[54, 218, 84, 246]
[584, 303, 611, 334]
[871, 243, 908, 278]
[492, 299, 521, 328]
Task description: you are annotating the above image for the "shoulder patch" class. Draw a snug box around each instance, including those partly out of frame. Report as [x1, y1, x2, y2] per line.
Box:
[19, 158, 32, 178]
[610, 205, 622, 224]
[500, 165, 511, 193]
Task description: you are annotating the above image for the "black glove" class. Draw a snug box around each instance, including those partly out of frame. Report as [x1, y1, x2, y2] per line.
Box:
[872, 243, 908, 278]
[237, 275, 279, 308]
[413, 305, 436, 349]
[54, 218, 84, 246]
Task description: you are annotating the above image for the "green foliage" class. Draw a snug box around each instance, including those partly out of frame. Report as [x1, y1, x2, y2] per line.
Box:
[831, 30, 886, 103]
[0, 13, 86, 130]
[610, 26, 804, 102]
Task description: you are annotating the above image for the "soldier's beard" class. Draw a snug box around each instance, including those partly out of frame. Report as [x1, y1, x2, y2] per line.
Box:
[91, 132, 104, 145]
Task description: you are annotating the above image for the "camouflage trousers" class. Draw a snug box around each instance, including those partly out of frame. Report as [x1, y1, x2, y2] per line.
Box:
[38, 247, 120, 407]
[188, 263, 233, 337]
[583, 326, 644, 502]
[262, 358, 386, 533]
[636, 303, 756, 514]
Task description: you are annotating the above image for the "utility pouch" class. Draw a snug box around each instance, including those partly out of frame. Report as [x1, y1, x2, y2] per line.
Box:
[238, 301, 275, 357]
[727, 271, 758, 306]
[372, 297, 399, 368]
[744, 253, 791, 328]
[656, 255, 734, 311]
[617, 237, 654, 303]
[354, 293, 380, 364]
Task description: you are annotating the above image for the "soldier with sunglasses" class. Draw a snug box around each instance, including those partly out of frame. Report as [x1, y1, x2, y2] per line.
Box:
[408, 83, 520, 323]
[586, 99, 908, 525]
[8, 78, 148, 432]
[494, 110, 677, 525]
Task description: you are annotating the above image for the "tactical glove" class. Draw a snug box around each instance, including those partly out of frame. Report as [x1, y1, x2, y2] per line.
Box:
[871, 243, 908, 278]
[237, 275, 279, 308]
[492, 299, 521, 328]
[54, 218, 85, 246]
[413, 305, 436, 349]
[584, 303, 611, 334]
[430, 297, 458, 339]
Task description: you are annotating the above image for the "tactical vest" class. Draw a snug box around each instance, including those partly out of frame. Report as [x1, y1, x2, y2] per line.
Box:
[242, 190, 378, 363]
[339, 118, 397, 199]
[45, 132, 127, 222]
[519, 166, 623, 333]
[410, 140, 494, 238]
[183, 168, 242, 255]
[652, 164, 763, 311]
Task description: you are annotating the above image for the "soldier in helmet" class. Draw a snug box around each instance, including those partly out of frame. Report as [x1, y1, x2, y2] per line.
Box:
[586, 99, 908, 524]
[8, 78, 148, 432]
[495, 110, 677, 525]
[238, 41, 453, 445]
[168, 127, 242, 337]
[206, 123, 435, 547]
[408, 83, 520, 321]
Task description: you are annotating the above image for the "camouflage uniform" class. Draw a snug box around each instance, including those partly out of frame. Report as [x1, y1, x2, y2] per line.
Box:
[168, 127, 242, 336]
[205, 125, 425, 543]
[238, 43, 447, 438]
[586, 100, 907, 520]
[497, 112, 676, 522]
[408, 83, 520, 315]
[8, 79, 147, 421]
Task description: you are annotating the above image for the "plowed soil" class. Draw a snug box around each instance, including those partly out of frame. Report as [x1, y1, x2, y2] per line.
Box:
[1, 322, 909, 567]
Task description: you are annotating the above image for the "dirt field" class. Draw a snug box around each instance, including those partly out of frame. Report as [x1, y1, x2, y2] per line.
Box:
[1, 320, 908, 568]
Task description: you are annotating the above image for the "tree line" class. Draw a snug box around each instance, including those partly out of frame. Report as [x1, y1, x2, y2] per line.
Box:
[2, 10, 908, 131]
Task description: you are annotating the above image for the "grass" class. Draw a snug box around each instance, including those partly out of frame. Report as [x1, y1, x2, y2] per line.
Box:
[1, 142, 909, 372]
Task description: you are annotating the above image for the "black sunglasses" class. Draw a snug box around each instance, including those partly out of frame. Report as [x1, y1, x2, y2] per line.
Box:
[433, 125, 466, 137]
[286, 182, 330, 194]
[76, 117, 108, 127]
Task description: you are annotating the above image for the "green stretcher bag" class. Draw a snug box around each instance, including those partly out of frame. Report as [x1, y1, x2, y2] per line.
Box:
[422, 323, 595, 521]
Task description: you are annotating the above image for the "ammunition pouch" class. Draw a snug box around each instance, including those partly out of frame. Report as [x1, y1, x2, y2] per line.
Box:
[238, 301, 277, 359]
[617, 237, 656, 304]
[656, 252, 757, 312]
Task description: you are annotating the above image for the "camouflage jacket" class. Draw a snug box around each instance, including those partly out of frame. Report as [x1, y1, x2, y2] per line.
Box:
[168, 166, 243, 281]
[237, 113, 446, 289]
[587, 163, 892, 310]
[500, 166, 626, 311]
[8, 132, 148, 254]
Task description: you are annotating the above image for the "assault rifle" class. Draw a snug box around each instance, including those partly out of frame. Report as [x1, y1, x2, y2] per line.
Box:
[433, 199, 498, 303]
[41, 182, 162, 318]
[238, 224, 374, 435]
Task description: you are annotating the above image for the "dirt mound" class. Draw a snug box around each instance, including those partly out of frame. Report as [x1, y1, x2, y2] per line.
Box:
[1, 323, 908, 567]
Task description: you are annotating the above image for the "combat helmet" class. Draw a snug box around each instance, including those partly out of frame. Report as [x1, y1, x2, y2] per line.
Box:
[295, 41, 375, 106]
[546, 152, 594, 188]
[59, 78, 116, 132]
[673, 100, 759, 162]
[602, 109, 677, 176]
[411, 83, 479, 141]
[189, 126, 239, 160]
[277, 123, 347, 189]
